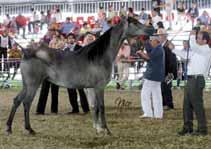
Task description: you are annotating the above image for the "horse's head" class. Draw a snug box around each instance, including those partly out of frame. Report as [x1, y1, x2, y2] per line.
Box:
[123, 16, 155, 38]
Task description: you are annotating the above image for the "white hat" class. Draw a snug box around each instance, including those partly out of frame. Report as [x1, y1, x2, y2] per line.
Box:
[149, 35, 160, 41]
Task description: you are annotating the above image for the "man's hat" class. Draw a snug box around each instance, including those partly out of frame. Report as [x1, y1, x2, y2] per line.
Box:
[149, 35, 160, 41]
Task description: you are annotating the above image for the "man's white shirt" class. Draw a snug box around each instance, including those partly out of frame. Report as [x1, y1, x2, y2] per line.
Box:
[173, 35, 211, 79]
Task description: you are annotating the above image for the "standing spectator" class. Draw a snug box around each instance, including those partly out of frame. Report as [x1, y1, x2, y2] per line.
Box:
[46, 10, 52, 26]
[28, 8, 38, 34]
[0, 30, 12, 72]
[116, 40, 131, 90]
[8, 17, 17, 36]
[64, 33, 90, 114]
[158, 28, 177, 110]
[174, 31, 211, 136]
[3, 14, 11, 27]
[40, 11, 47, 31]
[137, 35, 165, 119]
[176, 40, 190, 87]
[15, 13, 27, 39]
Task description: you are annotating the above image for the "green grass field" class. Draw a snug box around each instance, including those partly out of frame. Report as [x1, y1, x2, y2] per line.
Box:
[0, 88, 211, 149]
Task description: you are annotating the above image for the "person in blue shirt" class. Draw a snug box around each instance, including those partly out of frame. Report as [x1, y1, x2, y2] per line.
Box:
[136, 35, 165, 119]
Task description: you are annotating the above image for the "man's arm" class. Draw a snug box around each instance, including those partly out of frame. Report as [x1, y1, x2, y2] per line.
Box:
[136, 50, 150, 61]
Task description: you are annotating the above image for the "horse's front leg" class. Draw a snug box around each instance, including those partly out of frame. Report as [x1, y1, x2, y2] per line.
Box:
[23, 102, 35, 135]
[94, 88, 111, 135]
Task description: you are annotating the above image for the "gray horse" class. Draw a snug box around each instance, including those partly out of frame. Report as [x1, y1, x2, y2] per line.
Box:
[6, 17, 154, 135]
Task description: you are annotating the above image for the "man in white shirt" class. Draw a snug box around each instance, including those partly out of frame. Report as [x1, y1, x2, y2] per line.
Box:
[173, 31, 211, 136]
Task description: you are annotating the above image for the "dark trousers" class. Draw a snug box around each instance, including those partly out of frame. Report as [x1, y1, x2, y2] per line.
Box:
[17, 25, 26, 38]
[36, 80, 89, 114]
[67, 89, 89, 113]
[36, 80, 59, 114]
[183, 76, 207, 132]
[161, 82, 174, 108]
[0, 47, 8, 71]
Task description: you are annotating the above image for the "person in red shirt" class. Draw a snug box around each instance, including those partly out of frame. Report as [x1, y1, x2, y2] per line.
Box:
[15, 13, 27, 39]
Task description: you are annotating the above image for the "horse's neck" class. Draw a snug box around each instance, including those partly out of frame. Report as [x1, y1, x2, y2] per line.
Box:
[106, 22, 125, 62]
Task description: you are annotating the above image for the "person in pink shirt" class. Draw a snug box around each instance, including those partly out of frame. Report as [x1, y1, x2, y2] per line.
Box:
[116, 40, 131, 89]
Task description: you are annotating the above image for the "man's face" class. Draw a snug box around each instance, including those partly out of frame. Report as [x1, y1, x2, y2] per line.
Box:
[150, 39, 160, 48]
[68, 36, 75, 44]
[183, 41, 189, 49]
[197, 33, 206, 45]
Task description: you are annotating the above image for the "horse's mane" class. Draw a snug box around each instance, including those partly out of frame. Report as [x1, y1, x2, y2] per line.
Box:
[77, 27, 113, 61]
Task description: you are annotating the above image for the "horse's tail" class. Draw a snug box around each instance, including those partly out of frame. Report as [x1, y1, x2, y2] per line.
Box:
[14, 40, 35, 59]
[21, 48, 34, 59]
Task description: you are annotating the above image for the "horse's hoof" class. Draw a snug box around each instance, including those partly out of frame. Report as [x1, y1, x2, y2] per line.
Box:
[106, 128, 112, 136]
[26, 129, 36, 135]
[5, 127, 12, 135]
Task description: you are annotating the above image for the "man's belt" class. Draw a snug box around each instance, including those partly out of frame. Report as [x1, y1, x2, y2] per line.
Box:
[187, 75, 203, 79]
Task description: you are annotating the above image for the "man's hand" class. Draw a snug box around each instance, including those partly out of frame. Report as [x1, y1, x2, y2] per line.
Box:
[136, 50, 150, 60]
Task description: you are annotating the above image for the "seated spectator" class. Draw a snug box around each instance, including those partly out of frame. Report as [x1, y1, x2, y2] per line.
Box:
[151, 9, 162, 29]
[176, 1, 186, 26]
[82, 32, 96, 46]
[139, 8, 148, 24]
[107, 5, 116, 21]
[49, 34, 60, 49]
[198, 10, 210, 26]
[48, 17, 60, 31]
[186, 2, 199, 27]
[60, 17, 77, 36]
[80, 22, 91, 35]
[119, 5, 127, 17]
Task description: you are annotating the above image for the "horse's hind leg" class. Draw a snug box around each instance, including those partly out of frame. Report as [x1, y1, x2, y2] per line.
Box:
[6, 89, 27, 134]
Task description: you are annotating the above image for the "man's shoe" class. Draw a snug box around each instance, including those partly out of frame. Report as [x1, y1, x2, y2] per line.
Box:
[191, 130, 208, 136]
[139, 115, 151, 119]
[35, 112, 44, 115]
[66, 111, 79, 115]
[178, 128, 193, 136]
[164, 106, 174, 111]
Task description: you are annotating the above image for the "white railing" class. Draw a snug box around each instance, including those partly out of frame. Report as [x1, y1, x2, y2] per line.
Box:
[1, 0, 211, 16]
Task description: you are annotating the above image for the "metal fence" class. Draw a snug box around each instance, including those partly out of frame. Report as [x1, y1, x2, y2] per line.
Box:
[0, 0, 211, 16]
